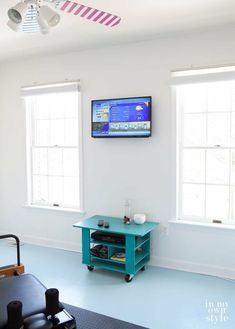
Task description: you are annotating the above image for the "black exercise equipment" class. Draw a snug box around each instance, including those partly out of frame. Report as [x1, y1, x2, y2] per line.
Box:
[45, 288, 60, 318]
[0, 234, 76, 329]
[6, 301, 23, 329]
[0, 234, 25, 277]
[0, 274, 76, 329]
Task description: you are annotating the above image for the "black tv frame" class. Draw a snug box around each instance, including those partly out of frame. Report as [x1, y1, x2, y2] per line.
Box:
[91, 96, 152, 138]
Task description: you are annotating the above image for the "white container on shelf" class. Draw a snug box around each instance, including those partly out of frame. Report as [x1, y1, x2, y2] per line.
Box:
[133, 214, 146, 225]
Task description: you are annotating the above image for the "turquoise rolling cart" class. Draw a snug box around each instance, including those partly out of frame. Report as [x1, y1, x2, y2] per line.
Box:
[73, 215, 159, 282]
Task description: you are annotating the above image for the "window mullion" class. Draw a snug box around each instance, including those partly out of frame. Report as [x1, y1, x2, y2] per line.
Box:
[178, 88, 184, 220]
[30, 98, 35, 205]
[204, 88, 208, 220]
[31, 98, 36, 204]
[228, 86, 233, 221]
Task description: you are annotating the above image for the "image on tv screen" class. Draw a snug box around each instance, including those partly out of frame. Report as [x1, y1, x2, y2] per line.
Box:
[92, 96, 151, 137]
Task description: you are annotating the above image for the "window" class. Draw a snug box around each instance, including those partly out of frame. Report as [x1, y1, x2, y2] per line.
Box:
[22, 82, 82, 211]
[176, 80, 235, 224]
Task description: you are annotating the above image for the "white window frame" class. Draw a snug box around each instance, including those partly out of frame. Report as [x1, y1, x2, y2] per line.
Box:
[22, 81, 84, 213]
[173, 68, 235, 226]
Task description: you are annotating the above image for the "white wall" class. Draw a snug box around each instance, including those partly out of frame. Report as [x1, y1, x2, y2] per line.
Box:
[1, 26, 235, 278]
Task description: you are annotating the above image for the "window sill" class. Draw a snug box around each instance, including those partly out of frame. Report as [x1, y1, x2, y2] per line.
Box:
[168, 219, 235, 230]
[24, 204, 85, 215]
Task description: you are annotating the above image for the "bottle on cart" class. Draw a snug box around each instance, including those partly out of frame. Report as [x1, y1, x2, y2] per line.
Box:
[123, 200, 131, 224]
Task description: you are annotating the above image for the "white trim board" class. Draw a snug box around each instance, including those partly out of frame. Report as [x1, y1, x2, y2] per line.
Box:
[0, 231, 81, 253]
[1, 231, 234, 280]
[150, 256, 235, 280]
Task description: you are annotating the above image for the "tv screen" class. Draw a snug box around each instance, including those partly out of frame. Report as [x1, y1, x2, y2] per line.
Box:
[91, 96, 152, 138]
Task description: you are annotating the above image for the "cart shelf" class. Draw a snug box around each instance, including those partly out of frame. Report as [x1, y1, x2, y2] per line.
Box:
[91, 255, 126, 265]
[90, 239, 125, 249]
[90, 258, 126, 273]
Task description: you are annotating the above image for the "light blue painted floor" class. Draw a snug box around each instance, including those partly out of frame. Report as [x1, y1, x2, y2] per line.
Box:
[1, 241, 235, 329]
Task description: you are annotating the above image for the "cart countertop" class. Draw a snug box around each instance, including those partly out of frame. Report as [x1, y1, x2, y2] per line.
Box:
[73, 215, 159, 236]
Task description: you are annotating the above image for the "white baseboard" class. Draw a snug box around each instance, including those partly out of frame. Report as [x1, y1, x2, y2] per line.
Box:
[1, 230, 234, 280]
[22, 234, 82, 253]
[150, 255, 235, 280]
[0, 231, 82, 253]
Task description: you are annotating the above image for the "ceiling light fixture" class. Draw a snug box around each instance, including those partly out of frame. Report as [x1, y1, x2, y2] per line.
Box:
[37, 14, 50, 34]
[7, 0, 122, 35]
[7, 19, 22, 32]
[8, 2, 28, 24]
[39, 5, 60, 27]
[7, 0, 60, 34]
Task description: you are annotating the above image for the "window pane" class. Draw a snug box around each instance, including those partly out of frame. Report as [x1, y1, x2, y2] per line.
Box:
[48, 176, 63, 205]
[207, 113, 230, 147]
[36, 95, 55, 118]
[207, 82, 231, 112]
[182, 84, 207, 113]
[232, 84, 235, 111]
[183, 149, 205, 183]
[230, 151, 235, 185]
[63, 177, 80, 207]
[34, 100, 50, 120]
[50, 92, 78, 119]
[32, 175, 48, 204]
[50, 119, 65, 146]
[48, 149, 63, 176]
[32, 149, 47, 175]
[183, 114, 206, 146]
[230, 187, 235, 219]
[206, 185, 229, 219]
[64, 119, 78, 146]
[206, 150, 229, 184]
[182, 184, 205, 217]
[63, 149, 79, 177]
[34, 120, 50, 146]
[230, 113, 235, 147]
[62, 93, 78, 119]
[49, 94, 66, 119]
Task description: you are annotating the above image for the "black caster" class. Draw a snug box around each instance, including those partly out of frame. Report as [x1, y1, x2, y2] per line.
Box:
[87, 265, 94, 271]
[125, 274, 133, 282]
[141, 266, 145, 271]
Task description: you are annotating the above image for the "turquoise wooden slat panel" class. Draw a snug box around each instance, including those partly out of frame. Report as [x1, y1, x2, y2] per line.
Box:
[125, 235, 136, 275]
[82, 228, 91, 265]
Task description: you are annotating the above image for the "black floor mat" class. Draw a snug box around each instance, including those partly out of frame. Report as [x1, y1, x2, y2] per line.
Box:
[63, 303, 148, 329]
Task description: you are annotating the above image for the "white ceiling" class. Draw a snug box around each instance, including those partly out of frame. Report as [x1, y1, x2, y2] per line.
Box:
[1, 0, 235, 62]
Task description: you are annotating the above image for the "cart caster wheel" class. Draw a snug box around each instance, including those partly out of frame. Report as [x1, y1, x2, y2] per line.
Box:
[87, 265, 94, 271]
[141, 266, 145, 271]
[125, 274, 132, 283]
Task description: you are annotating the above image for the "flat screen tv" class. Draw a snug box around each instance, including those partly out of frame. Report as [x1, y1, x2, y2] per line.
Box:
[91, 96, 152, 138]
